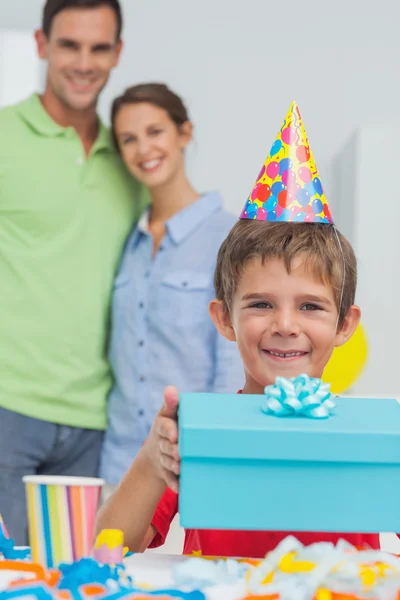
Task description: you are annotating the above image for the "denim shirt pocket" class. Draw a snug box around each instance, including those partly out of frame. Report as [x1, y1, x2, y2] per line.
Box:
[157, 270, 212, 327]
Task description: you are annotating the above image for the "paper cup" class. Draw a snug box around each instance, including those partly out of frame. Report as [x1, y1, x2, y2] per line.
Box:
[23, 475, 104, 568]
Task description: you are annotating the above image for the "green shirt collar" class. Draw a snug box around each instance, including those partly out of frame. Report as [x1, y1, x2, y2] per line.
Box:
[17, 93, 113, 152]
[93, 120, 114, 153]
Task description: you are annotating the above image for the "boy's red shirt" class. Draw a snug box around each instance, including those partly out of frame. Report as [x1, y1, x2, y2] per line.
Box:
[149, 485, 381, 557]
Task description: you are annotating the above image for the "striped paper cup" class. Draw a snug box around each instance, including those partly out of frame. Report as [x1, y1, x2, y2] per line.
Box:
[23, 475, 104, 568]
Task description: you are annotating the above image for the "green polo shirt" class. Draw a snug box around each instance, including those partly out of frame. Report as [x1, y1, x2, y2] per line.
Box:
[0, 94, 148, 429]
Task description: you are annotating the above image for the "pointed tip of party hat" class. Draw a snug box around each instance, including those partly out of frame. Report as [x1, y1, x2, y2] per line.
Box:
[240, 101, 333, 224]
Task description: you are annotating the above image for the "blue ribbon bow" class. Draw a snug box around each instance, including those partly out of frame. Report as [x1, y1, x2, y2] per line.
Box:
[262, 374, 335, 419]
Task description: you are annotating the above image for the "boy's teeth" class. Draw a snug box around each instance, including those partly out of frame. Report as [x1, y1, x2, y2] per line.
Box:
[269, 351, 303, 357]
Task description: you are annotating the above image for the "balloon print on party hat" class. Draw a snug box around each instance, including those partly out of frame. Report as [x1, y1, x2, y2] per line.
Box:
[240, 101, 333, 223]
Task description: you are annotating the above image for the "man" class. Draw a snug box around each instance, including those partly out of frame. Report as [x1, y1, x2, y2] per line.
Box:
[0, 0, 148, 544]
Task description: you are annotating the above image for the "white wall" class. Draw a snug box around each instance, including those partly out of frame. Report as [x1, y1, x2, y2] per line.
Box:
[0, 1, 43, 29]
[335, 126, 400, 398]
[0, 31, 42, 108]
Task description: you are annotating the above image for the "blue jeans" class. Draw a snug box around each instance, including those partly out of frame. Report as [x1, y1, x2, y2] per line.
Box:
[0, 407, 104, 545]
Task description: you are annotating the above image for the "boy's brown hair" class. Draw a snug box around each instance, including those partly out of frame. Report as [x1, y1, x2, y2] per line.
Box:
[214, 220, 357, 328]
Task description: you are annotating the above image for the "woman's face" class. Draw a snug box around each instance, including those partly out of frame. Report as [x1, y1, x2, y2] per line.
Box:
[114, 102, 192, 189]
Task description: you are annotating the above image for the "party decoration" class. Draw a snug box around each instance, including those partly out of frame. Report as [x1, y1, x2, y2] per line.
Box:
[0, 515, 30, 561]
[240, 101, 332, 223]
[262, 375, 335, 419]
[57, 558, 131, 590]
[322, 323, 368, 394]
[245, 536, 400, 598]
[0, 514, 9, 540]
[92, 530, 125, 565]
[0, 583, 54, 600]
[0, 561, 47, 583]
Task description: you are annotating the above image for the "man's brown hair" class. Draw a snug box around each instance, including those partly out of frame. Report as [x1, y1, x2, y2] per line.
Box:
[42, 0, 123, 40]
[214, 220, 357, 328]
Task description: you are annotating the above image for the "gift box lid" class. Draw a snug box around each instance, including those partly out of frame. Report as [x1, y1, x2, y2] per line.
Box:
[179, 394, 400, 464]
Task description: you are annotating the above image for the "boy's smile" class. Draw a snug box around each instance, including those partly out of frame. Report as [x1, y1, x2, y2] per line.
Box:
[210, 255, 360, 395]
[262, 349, 309, 361]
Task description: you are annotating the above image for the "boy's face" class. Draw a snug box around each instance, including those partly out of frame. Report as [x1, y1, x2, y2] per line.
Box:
[210, 256, 360, 394]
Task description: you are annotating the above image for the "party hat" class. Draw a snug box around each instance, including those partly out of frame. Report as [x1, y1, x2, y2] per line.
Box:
[240, 102, 333, 223]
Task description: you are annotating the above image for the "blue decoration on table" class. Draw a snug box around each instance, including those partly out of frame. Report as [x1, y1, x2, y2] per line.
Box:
[3, 546, 31, 559]
[0, 585, 54, 600]
[262, 374, 335, 419]
[58, 558, 131, 590]
[0, 527, 31, 560]
[0, 533, 15, 555]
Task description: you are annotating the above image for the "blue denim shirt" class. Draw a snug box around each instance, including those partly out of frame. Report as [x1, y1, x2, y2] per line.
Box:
[100, 192, 244, 483]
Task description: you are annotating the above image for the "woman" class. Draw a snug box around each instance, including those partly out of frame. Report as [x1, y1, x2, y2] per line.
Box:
[100, 83, 244, 485]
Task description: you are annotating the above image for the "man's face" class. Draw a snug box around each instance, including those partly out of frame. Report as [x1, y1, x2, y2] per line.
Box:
[36, 5, 122, 112]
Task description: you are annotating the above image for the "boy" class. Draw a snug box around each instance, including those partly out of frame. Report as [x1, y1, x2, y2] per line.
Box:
[96, 218, 374, 557]
[96, 103, 377, 557]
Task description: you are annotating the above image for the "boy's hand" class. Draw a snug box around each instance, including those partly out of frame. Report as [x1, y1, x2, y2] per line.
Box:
[144, 385, 181, 493]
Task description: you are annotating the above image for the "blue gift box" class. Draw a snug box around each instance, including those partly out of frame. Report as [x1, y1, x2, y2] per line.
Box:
[178, 393, 400, 533]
